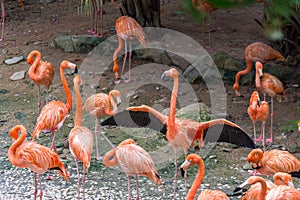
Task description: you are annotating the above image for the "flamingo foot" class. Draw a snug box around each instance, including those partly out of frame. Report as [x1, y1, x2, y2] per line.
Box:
[124, 78, 131, 83]
[0, 37, 3, 41]
[96, 156, 104, 160]
[266, 138, 273, 143]
[93, 32, 103, 37]
[88, 29, 96, 34]
[45, 174, 54, 180]
[249, 170, 260, 176]
[114, 79, 121, 84]
[255, 136, 263, 143]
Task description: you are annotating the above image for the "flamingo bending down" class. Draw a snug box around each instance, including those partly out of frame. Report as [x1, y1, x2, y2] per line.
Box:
[180, 153, 229, 200]
[83, 89, 121, 160]
[101, 68, 255, 197]
[8, 125, 69, 200]
[32, 60, 77, 153]
[255, 61, 286, 144]
[247, 91, 269, 150]
[233, 42, 285, 97]
[27, 50, 55, 113]
[246, 148, 300, 176]
[0, 0, 24, 41]
[103, 138, 163, 200]
[113, 16, 147, 84]
[69, 75, 94, 200]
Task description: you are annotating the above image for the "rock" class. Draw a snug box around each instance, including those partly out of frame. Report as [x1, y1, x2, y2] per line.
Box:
[4, 56, 25, 65]
[0, 89, 8, 94]
[10, 70, 26, 81]
[285, 55, 297, 65]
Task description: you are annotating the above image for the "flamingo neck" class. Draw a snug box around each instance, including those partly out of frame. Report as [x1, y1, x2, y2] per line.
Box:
[187, 158, 205, 200]
[113, 37, 124, 78]
[28, 51, 41, 82]
[255, 68, 261, 89]
[103, 148, 118, 167]
[168, 74, 178, 127]
[106, 93, 118, 116]
[74, 81, 82, 127]
[234, 59, 252, 84]
[60, 66, 72, 111]
[8, 126, 27, 166]
[256, 178, 268, 200]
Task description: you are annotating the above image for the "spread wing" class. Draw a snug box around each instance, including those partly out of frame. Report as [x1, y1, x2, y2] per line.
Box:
[203, 124, 256, 149]
[101, 110, 167, 134]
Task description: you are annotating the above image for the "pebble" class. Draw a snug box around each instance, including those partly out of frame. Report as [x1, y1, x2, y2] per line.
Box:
[10, 70, 26, 81]
[4, 56, 25, 65]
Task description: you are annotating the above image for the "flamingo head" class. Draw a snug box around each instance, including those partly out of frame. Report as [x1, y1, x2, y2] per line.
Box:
[274, 172, 294, 187]
[234, 176, 265, 193]
[118, 138, 136, 147]
[60, 60, 77, 74]
[180, 153, 201, 177]
[161, 68, 178, 80]
[247, 148, 264, 168]
[255, 62, 263, 77]
[110, 90, 122, 104]
[232, 83, 242, 96]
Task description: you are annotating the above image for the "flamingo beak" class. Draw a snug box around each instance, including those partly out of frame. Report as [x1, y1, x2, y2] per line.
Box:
[161, 71, 167, 80]
[288, 181, 294, 188]
[116, 97, 121, 104]
[234, 179, 249, 193]
[180, 160, 190, 177]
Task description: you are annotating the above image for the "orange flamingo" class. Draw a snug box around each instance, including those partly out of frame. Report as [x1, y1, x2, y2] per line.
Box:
[8, 125, 69, 200]
[180, 153, 229, 200]
[27, 50, 55, 113]
[246, 148, 300, 176]
[113, 15, 147, 84]
[266, 184, 300, 200]
[83, 89, 121, 159]
[233, 42, 285, 97]
[255, 61, 286, 143]
[0, 0, 24, 41]
[68, 75, 94, 200]
[103, 138, 163, 200]
[31, 60, 77, 153]
[247, 91, 269, 150]
[101, 68, 255, 196]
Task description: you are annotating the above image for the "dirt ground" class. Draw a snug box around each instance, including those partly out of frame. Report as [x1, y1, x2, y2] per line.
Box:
[1, 0, 300, 199]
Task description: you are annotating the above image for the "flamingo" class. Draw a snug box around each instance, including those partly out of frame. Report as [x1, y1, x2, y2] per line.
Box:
[83, 89, 121, 160]
[101, 68, 255, 197]
[113, 15, 147, 84]
[68, 75, 94, 200]
[103, 138, 163, 200]
[255, 61, 286, 144]
[8, 125, 69, 200]
[31, 60, 77, 153]
[247, 91, 269, 150]
[86, 0, 104, 36]
[180, 153, 229, 200]
[27, 50, 55, 113]
[232, 42, 285, 97]
[246, 148, 300, 176]
[0, 0, 24, 41]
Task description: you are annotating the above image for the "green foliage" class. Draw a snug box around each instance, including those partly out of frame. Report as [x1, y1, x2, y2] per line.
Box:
[282, 106, 300, 132]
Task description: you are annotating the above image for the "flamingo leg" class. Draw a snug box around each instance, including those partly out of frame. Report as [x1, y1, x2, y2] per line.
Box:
[253, 122, 258, 143]
[262, 121, 266, 152]
[173, 151, 178, 200]
[88, 0, 97, 34]
[94, 118, 101, 160]
[266, 97, 273, 143]
[0, 1, 5, 41]
[39, 174, 43, 200]
[135, 175, 139, 200]
[124, 40, 132, 83]
[121, 40, 128, 77]
[52, 0, 60, 24]
[127, 176, 132, 200]
[51, 131, 57, 153]
[38, 86, 41, 113]
[82, 170, 86, 200]
[34, 173, 38, 200]
[75, 159, 81, 200]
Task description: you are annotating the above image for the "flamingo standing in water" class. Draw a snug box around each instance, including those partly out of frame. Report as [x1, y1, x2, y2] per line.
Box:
[31, 60, 77, 153]
[246, 148, 300, 176]
[68, 75, 93, 200]
[232, 42, 285, 97]
[8, 125, 69, 200]
[0, 0, 24, 41]
[103, 138, 163, 200]
[27, 50, 55, 113]
[255, 61, 286, 144]
[180, 153, 229, 200]
[83, 89, 121, 160]
[247, 91, 269, 150]
[101, 68, 255, 196]
[113, 15, 147, 84]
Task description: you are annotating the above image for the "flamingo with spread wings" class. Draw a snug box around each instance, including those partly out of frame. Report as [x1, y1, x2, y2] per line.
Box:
[233, 42, 285, 97]
[83, 89, 121, 159]
[32, 60, 77, 153]
[27, 50, 55, 113]
[101, 68, 255, 196]
[8, 125, 69, 200]
[69, 75, 94, 200]
[103, 138, 163, 200]
[181, 153, 229, 200]
[113, 16, 147, 83]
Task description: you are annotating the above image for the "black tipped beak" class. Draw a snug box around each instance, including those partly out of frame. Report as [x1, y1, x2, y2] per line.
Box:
[72, 67, 78, 75]
[180, 167, 185, 178]
[233, 186, 242, 193]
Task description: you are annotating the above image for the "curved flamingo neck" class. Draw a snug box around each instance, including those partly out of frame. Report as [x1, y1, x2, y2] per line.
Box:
[113, 36, 124, 78]
[28, 51, 41, 82]
[74, 80, 82, 127]
[60, 65, 72, 112]
[103, 148, 118, 167]
[106, 92, 118, 116]
[168, 74, 178, 127]
[255, 67, 262, 89]
[256, 178, 268, 200]
[8, 125, 27, 166]
[234, 59, 252, 85]
[187, 158, 205, 200]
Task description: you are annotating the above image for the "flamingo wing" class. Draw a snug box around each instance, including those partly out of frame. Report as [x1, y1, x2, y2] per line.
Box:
[202, 123, 256, 148]
[101, 110, 167, 134]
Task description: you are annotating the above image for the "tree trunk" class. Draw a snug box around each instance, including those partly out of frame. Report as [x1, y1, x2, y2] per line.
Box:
[119, 0, 161, 27]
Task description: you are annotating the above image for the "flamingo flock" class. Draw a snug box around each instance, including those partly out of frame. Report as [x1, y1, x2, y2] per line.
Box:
[4, 3, 300, 200]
